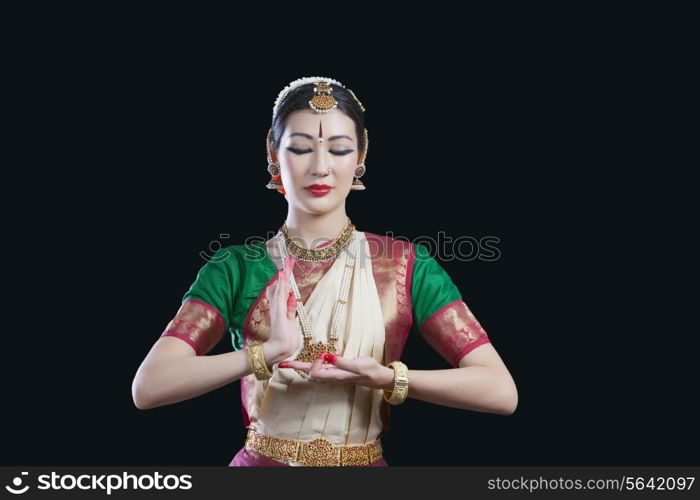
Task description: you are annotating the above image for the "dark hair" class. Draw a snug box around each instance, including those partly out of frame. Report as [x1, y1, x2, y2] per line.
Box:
[270, 83, 366, 154]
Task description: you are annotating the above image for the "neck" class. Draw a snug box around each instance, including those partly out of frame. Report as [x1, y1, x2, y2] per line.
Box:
[284, 205, 350, 249]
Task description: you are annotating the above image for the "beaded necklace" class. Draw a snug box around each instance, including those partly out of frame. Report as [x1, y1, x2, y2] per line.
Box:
[277, 230, 358, 380]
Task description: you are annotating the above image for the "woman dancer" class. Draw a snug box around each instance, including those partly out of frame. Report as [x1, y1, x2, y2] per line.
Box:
[132, 76, 518, 466]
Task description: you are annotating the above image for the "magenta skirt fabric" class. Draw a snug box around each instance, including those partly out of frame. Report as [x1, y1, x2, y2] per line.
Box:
[229, 446, 388, 467]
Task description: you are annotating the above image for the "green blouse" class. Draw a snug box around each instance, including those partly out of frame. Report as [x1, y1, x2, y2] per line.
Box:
[163, 233, 490, 368]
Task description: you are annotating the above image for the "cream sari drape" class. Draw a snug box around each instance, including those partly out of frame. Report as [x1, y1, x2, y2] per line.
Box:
[246, 230, 387, 465]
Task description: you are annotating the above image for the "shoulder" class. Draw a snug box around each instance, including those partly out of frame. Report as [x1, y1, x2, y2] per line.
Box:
[209, 241, 268, 262]
[200, 244, 241, 267]
[361, 231, 439, 270]
[362, 231, 414, 261]
[195, 242, 269, 276]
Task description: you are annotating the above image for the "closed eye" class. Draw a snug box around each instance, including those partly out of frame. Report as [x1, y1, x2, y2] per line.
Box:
[287, 147, 354, 156]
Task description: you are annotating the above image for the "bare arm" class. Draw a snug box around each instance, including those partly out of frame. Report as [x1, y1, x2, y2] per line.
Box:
[133, 255, 300, 410]
[376, 343, 518, 415]
[131, 337, 287, 410]
[283, 342, 518, 415]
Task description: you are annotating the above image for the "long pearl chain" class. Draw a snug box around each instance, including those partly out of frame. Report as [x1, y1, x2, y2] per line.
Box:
[277, 232, 358, 380]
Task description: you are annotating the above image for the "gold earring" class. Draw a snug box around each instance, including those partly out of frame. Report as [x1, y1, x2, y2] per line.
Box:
[350, 128, 368, 191]
[266, 129, 280, 176]
[266, 128, 284, 192]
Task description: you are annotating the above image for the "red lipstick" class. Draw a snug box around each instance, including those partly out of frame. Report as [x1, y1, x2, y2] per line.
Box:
[304, 183, 333, 196]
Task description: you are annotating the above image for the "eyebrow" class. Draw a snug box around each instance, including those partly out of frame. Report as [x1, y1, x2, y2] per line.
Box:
[289, 132, 353, 142]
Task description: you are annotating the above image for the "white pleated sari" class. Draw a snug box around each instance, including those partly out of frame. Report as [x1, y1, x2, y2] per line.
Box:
[245, 230, 387, 465]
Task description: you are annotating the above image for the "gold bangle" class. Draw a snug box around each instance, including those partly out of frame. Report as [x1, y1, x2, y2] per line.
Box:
[247, 341, 273, 380]
[383, 361, 409, 405]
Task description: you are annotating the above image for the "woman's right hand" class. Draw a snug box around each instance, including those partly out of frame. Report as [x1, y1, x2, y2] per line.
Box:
[262, 255, 301, 365]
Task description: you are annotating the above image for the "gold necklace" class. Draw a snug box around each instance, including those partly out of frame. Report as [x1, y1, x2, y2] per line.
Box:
[281, 218, 355, 262]
[277, 233, 358, 380]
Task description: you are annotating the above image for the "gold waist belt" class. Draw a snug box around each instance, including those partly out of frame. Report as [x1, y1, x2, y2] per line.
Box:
[245, 429, 383, 467]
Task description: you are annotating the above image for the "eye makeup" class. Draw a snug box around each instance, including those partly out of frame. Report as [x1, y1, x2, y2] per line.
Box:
[286, 147, 354, 156]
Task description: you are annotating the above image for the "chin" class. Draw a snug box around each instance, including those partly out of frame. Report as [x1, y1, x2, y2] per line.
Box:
[300, 198, 340, 214]
[304, 204, 336, 215]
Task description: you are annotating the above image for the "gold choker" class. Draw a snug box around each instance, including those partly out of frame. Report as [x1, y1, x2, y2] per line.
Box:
[281, 218, 355, 262]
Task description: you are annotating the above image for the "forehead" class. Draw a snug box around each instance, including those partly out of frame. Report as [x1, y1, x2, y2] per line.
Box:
[284, 108, 355, 135]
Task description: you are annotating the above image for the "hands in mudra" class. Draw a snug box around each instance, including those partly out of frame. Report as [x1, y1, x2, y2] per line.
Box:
[263, 255, 301, 365]
[278, 353, 394, 390]
[261, 254, 394, 390]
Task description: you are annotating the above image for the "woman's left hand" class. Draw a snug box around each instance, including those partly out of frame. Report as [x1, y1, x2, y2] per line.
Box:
[278, 353, 395, 390]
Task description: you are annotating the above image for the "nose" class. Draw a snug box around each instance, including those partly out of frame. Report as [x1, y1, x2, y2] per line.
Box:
[311, 149, 331, 177]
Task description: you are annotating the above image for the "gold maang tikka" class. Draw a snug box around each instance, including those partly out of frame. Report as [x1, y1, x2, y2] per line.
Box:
[308, 80, 338, 114]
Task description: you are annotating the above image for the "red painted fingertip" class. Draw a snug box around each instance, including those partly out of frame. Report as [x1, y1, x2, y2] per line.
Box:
[323, 353, 336, 364]
[278, 361, 292, 368]
[317, 352, 326, 360]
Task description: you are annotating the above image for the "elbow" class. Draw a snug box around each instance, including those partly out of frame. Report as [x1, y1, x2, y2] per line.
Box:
[133, 395, 151, 411]
[495, 380, 518, 416]
[501, 380, 518, 415]
[497, 392, 518, 416]
[132, 377, 154, 410]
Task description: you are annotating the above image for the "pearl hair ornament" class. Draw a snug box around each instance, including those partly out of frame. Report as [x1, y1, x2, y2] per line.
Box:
[272, 76, 366, 120]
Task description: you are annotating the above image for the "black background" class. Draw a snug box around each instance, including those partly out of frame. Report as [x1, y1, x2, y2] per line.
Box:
[3, 9, 695, 467]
